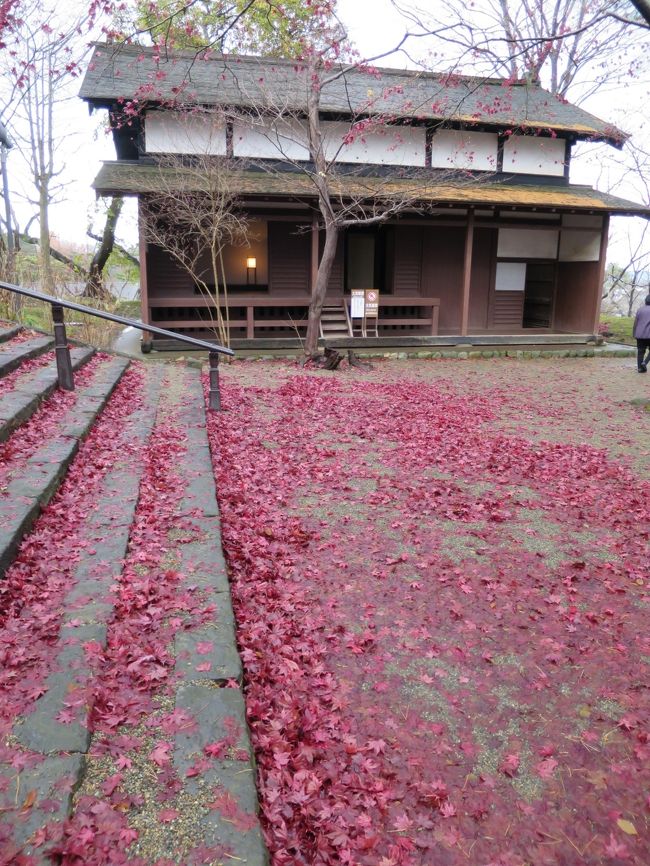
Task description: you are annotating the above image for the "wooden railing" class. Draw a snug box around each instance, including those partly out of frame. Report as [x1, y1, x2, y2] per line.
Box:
[0, 281, 233, 410]
[148, 294, 441, 339]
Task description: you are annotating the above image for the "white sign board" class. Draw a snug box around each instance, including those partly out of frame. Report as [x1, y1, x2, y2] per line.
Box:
[350, 290, 365, 318]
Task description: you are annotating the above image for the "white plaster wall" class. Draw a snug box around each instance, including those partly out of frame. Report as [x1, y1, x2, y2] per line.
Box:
[501, 211, 560, 221]
[562, 214, 603, 229]
[233, 117, 310, 160]
[495, 262, 527, 291]
[430, 130, 498, 171]
[145, 111, 227, 155]
[558, 230, 601, 261]
[497, 228, 559, 259]
[503, 136, 565, 176]
[321, 121, 425, 166]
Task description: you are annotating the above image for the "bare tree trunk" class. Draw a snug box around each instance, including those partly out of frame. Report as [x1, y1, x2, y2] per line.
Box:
[303, 59, 340, 356]
[84, 196, 123, 300]
[627, 287, 639, 317]
[38, 180, 54, 293]
[0, 144, 15, 283]
[87, 231, 139, 269]
[305, 219, 338, 355]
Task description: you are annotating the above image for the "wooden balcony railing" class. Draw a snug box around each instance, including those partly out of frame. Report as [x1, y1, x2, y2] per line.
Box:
[148, 294, 441, 339]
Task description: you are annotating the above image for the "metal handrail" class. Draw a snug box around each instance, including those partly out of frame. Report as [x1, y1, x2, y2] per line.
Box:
[0, 280, 232, 410]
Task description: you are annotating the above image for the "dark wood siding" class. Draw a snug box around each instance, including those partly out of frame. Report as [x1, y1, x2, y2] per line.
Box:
[147, 245, 193, 298]
[268, 221, 310, 294]
[490, 291, 524, 328]
[393, 226, 422, 294]
[469, 228, 496, 330]
[421, 226, 465, 332]
[323, 234, 344, 294]
[554, 261, 600, 332]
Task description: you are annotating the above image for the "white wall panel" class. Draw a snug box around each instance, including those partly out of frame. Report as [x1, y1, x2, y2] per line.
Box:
[495, 262, 526, 291]
[497, 228, 559, 259]
[503, 136, 565, 176]
[233, 117, 309, 160]
[430, 130, 498, 171]
[500, 211, 560, 221]
[321, 121, 425, 166]
[145, 111, 227, 155]
[558, 230, 601, 261]
[562, 214, 603, 229]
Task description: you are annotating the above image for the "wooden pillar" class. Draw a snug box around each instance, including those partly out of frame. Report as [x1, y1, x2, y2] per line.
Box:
[592, 214, 610, 335]
[431, 301, 439, 336]
[51, 305, 74, 391]
[460, 208, 475, 337]
[208, 351, 221, 411]
[311, 213, 319, 291]
[138, 199, 152, 352]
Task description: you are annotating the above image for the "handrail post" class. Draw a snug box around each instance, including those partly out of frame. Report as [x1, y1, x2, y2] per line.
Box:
[51, 304, 74, 391]
[208, 351, 221, 411]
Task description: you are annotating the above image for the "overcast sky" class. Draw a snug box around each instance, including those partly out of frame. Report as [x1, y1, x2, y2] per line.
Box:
[2, 0, 648, 265]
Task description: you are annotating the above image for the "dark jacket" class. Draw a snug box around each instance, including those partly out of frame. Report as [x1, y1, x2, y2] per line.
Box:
[633, 296, 650, 340]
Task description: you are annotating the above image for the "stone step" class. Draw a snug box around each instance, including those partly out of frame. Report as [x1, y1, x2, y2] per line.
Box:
[0, 334, 54, 376]
[0, 355, 130, 578]
[0, 363, 164, 864]
[0, 346, 95, 442]
[13, 366, 164, 757]
[0, 323, 22, 343]
[0, 363, 267, 865]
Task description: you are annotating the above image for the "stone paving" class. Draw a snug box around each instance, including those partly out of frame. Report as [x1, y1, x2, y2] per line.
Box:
[0, 346, 95, 441]
[0, 325, 267, 865]
[0, 334, 54, 376]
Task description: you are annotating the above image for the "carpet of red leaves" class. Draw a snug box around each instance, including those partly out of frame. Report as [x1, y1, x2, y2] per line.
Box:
[209, 358, 649, 866]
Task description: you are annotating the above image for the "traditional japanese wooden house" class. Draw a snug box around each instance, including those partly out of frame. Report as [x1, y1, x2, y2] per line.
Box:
[80, 44, 650, 351]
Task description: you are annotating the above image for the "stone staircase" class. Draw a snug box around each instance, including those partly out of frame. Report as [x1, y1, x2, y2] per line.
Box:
[0, 324, 267, 865]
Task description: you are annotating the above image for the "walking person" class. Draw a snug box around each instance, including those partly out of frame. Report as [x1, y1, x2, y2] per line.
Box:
[633, 294, 650, 373]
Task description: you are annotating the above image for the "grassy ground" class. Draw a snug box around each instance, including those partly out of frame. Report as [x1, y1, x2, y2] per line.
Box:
[211, 355, 650, 866]
[1, 297, 141, 350]
[601, 315, 635, 344]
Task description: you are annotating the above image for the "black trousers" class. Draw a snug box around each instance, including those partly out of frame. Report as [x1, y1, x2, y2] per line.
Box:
[637, 338, 650, 371]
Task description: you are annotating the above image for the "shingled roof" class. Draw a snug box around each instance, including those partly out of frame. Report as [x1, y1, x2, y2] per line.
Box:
[80, 43, 626, 147]
[91, 161, 650, 216]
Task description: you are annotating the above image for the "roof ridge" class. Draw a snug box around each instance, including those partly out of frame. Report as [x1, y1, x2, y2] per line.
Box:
[89, 41, 530, 88]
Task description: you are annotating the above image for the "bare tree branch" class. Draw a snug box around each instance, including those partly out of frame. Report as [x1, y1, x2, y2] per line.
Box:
[86, 231, 140, 269]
